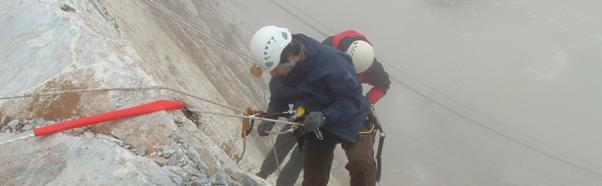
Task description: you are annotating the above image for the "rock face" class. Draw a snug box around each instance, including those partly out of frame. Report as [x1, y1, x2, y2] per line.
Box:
[0, 0, 270, 185]
[0, 133, 177, 185]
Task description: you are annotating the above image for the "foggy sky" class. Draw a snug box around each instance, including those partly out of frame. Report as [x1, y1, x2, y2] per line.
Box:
[233, 0, 602, 185]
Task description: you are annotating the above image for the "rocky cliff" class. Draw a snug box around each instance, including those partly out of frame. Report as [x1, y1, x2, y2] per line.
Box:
[0, 0, 273, 185]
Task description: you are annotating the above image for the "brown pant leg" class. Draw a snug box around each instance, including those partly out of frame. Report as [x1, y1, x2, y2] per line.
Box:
[302, 132, 338, 186]
[341, 131, 377, 186]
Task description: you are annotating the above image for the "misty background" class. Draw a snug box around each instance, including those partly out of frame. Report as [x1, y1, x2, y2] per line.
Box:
[233, 0, 602, 185]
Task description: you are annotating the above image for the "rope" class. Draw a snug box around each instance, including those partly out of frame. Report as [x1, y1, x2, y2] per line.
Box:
[162, 87, 244, 113]
[0, 1, 288, 166]
[143, 0, 256, 64]
[265, 0, 602, 177]
[268, 128, 295, 135]
[186, 108, 300, 126]
[280, 0, 336, 34]
[0, 86, 244, 113]
[271, 133, 282, 174]
[143, 0, 268, 110]
[268, 0, 328, 37]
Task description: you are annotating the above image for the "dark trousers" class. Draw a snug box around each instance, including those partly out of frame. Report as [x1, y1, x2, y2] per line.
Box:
[257, 126, 303, 186]
[302, 127, 376, 186]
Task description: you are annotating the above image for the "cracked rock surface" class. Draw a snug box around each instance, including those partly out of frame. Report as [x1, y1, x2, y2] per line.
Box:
[0, 0, 270, 185]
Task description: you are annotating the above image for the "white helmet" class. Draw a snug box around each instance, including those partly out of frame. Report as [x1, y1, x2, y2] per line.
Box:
[250, 26, 292, 72]
[346, 40, 375, 73]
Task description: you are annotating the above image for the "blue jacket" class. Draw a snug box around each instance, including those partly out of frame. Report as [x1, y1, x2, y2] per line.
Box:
[268, 34, 369, 143]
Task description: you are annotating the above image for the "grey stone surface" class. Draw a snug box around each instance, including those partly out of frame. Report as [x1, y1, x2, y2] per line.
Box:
[83, 131, 95, 138]
[0, 0, 269, 185]
[162, 148, 176, 158]
[110, 130, 128, 140]
[0, 133, 177, 185]
[168, 153, 180, 166]
[0, 115, 7, 126]
[21, 124, 33, 131]
[34, 119, 47, 126]
[135, 147, 146, 156]
[7, 120, 19, 129]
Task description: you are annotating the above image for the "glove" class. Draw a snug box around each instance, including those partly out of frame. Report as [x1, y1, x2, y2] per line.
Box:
[257, 120, 275, 136]
[303, 112, 325, 132]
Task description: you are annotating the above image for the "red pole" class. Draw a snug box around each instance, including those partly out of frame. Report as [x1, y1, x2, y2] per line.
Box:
[33, 100, 185, 137]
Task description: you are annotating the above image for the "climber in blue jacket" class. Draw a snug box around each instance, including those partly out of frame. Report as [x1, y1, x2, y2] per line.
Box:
[250, 26, 375, 186]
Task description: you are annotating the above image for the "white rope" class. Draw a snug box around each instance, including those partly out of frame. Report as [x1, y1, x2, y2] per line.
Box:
[144, 0, 256, 64]
[0, 87, 250, 146]
[0, 86, 244, 113]
[186, 108, 300, 126]
[268, 128, 295, 135]
[270, 133, 282, 174]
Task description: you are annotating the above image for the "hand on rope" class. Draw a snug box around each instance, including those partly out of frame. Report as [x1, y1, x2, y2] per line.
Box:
[303, 112, 325, 132]
[302, 111, 325, 141]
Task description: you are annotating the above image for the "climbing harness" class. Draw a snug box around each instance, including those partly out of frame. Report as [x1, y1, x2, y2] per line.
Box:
[357, 122, 376, 136]
[369, 107, 386, 182]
